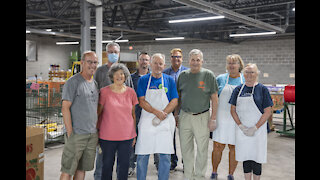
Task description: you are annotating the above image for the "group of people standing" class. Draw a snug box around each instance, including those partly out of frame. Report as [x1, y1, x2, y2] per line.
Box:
[59, 42, 273, 180]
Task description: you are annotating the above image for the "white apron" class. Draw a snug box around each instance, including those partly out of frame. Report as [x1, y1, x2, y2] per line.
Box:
[235, 84, 267, 163]
[135, 74, 175, 154]
[212, 74, 243, 145]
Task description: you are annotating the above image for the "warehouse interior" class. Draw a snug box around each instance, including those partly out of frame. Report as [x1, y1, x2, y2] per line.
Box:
[26, 0, 295, 179]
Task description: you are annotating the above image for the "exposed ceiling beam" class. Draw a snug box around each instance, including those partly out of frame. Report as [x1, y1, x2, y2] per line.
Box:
[26, 11, 81, 25]
[26, 28, 81, 39]
[172, 0, 286, 33]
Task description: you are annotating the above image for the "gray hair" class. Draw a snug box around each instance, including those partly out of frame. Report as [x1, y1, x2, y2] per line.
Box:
[244, 63, 260, 81]
[81, 50, 97, 61]
[189, 49, 203, 60]
[106, 42, 120, 52]
[108, 63, 130, 83]
[150, 53, 165, 64]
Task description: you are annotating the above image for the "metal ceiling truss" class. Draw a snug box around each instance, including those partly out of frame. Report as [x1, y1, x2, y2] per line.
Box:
[26, 0, 295, 44]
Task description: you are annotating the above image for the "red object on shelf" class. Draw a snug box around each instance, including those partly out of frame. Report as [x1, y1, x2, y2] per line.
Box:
[284, 85, 295, 102]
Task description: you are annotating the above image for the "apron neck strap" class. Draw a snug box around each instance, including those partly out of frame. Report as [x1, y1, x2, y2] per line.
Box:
[147, 74, 164, 89]
[238, 83, 256, 98]
[227, 73, 243, 84]
[252, 83, 256, 95]
[226, 74, 229, 84]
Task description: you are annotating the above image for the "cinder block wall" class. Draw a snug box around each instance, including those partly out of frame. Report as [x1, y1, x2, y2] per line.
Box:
[121, 38, 295, 84]
[26, 36, 79, 79]
[26, 36, 294, 84]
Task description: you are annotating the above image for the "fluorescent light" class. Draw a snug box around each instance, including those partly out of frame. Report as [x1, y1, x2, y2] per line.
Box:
[90, 26, 96, 29]
[169, 16, 224, 23]
[46, 29, 52, 32]
[26, 30, 31, 34]
[155, 37, 185, 41]
[102, 39, 129, 43]
[56, 41, 79, 45]
[229, 32, 276, 37]
[292, 7, 295, 11]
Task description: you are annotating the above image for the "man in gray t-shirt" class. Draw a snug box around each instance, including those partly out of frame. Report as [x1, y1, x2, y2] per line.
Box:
[62, 73, 99, 134]
[60, 51, 99, 180]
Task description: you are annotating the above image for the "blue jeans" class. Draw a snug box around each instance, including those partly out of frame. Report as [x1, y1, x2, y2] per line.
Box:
[137, 154, 171, 180]
[94, 146, 103, 180]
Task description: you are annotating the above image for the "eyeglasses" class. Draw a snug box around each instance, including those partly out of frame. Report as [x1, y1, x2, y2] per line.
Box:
[244, 71, 256, 74]
[86, 60, 99, 65]
[171, 56, 182, 59]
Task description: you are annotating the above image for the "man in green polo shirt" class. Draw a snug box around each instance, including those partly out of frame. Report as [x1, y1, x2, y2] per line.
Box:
[175, 49, 219, 180]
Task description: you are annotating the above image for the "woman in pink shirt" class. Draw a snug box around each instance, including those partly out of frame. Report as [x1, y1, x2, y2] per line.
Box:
[97, 63, 138, 180]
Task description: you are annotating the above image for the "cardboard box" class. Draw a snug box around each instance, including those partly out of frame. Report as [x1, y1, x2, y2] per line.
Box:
[26, 126, 44, 180]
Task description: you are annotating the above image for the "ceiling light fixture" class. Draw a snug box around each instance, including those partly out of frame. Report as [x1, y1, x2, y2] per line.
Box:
[169, 16, 224, 23]
[56, 41, 80, 45]
[102, 39, 129, 43]
[229, 31, 276, 37]
[155, 37, 185, 41]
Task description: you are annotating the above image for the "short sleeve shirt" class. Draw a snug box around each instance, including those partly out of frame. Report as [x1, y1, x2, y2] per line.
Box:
[228, 83, 274, 114]
[177, 68, 218, 113]
[98, 86, 138, 141]
[61, 73, 99, 134]
[216, 73, 245, 96]
[137, 73, 179, 102]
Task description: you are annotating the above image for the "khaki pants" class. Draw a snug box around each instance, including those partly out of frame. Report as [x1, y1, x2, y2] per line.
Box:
[178, 110, 210, 180]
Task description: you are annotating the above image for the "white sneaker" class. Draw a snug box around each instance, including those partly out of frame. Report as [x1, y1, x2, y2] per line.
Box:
[128, 167, 135, 176]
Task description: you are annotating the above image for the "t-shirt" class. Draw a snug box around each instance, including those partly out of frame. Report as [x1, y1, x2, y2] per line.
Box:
[98, 86, 138, 141]
[177, 68, 218, 113]
[216, 73, 245, 96]
[61, 73, 99, 134]
[137, 73, 179, 102]
[228, 83, 274, 114]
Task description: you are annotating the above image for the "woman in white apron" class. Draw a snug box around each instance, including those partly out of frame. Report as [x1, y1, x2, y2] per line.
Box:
[230, 64, 273, 180]
[211, 54, 244, 180]
[135, 53, 177, 180]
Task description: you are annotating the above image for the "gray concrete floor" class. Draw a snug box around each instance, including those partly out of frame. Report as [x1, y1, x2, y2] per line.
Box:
[44, 116, 295, 180]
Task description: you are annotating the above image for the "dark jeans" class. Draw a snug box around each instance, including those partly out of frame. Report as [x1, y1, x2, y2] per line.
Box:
[99, 138, 133, 180]
[171, 128, 178, 168]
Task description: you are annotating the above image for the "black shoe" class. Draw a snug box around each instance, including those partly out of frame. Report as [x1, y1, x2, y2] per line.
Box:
[170, 165, 176, 172]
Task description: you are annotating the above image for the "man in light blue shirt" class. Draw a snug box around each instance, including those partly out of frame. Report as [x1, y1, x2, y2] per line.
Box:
[163, 48, 189, 83]
[162, 48, 189, 171]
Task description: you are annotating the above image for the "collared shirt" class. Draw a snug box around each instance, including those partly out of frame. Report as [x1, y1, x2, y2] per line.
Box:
[163, 65, 189, 84]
